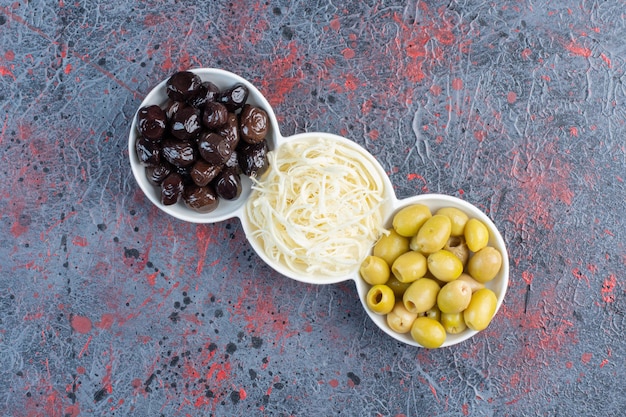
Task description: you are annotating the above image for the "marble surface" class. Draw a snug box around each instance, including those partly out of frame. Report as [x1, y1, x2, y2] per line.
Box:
[1, 1, 624, 416]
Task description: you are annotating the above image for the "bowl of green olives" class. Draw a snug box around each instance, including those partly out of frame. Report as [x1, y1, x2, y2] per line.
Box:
[129, 68, 280, 223]
[354, 194, 509, 348]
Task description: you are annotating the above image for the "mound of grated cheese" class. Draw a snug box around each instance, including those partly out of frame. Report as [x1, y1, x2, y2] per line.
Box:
[246, 137, 387, 277]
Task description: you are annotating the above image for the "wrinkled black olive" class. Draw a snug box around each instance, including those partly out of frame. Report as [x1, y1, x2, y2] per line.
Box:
[146, 162, 173, 186]
[166, 71, 202, 102]
[135, 135, 161, 166]
[197, 132, 231, 166]
[239, 104, 268, 144]
[162, 138, 196, 167]
[213, 168, 242, 200]
[189, 81, 220, 108]
[202, 102, 228, 129]
[161, 173, 184, 205]
[137, 105, 166, 141]
[191, 159, 222, 187]
[217, 83, 248, 112]
[238, 140, 269, 177]
[217, 113, 240, 149]
[183, 185, 219, 213]
[169, 105, 202, 140]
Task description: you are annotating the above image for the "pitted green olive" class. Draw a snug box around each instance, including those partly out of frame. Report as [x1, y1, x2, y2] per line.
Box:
[463, 288, 497, 331]
[366, 284, 395, 315]
[410, 317, 446, 348]
[440, 312, 467, 334]
[392, 204, 432, 237]
[387, 301, 418, 333]
[436, 207, 468, 236]
[444, 235, 469, 265]
[427, 249, 463, 282]
[410, 215, 451, 254]
[392, 251, 427, 283]
[464, 218, 489, 252]
[419, 304, 441, 322]
[373, 230, 410, 266]
[437, 279, 472, 314]
[456, 273, 485, 293]
[386, 275, 413, 298]
[359, 255, 390, 285]
[403, 278, 440, 314]
[467, 246, 502, 283]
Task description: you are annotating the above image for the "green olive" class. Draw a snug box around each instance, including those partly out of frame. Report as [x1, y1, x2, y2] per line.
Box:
[392, 204, 432, 237]
[427, 250, 463, 282]
[410, 317, 446, 348]
[386, 301, 418, 333]
[402, 278, 440, 314]
[456, 273, 485, 293]
[366, 284, 395, 315]
[467, 246, 502, 283]
[359, 255, 390, 285]
[419, 304, 441, 322]
[391, 251, 427, 283]
[464, 218, 489, 252]
[463, 288, 497, 331]
[436, 207, 468, 236]
[440, 312, 467, 334]
[373, 230, 410, 266]
[443, 235, 469, 265]
[436, 279, 472, 314]
[386, 275, 413, 298]
[410, 214, 451, 254]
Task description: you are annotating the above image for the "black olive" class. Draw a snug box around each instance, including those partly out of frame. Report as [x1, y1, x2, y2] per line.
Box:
[169, 105, 202, 141]
[197, 132, 231, 166]
[217, 83, 249, 112]
[161, 138, 197, 167]
[183, 185, 219, 213]
[213, 168, 242, 200]
[239, 104, 268, 144]
[191, 159, 222, 187]
[237, 140, 269, 177]
[135, 135, 161, 166]
[202, 102, 228, 129]
[137, 105, 166, 141]
[166, 71, 202, 102]
[161, 173, 184, 205]
[145, 162, 173, 186]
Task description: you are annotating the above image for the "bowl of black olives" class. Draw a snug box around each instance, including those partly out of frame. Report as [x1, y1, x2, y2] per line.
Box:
[129, 68, 279, 223]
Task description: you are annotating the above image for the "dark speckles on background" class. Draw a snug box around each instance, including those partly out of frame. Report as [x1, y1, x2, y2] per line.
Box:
[1, 1, 625, 416]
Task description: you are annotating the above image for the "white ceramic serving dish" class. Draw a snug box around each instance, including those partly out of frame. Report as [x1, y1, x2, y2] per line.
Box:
[129, 68, 509, 348]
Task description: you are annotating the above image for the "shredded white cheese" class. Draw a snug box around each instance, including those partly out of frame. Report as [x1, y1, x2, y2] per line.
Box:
[246, 137, 386, 277]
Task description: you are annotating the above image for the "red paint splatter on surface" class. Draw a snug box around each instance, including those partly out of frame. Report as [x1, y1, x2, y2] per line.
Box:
[601, 274, 617, 303]
[95, 313, 115, 330]
[565, 41, 592, 58]
[581, 352, 593, 364]
[451, 78, 464, 91]
[572, 268, 590, 287]
[473, 130, 486, 142]
[72, 236, 88, 247]
[521, 48, 532, 59]
[569, 126, 579, 137]
[330, 16, 340, 31]
[462, 404, 469, 415]
[71, 315, 92, 334]
[507, 91, 517, 104]
[329, 379, 339, 388]
[342, 47, 355, 59]
[522, 270, 534, 285]
[600, 53, 612, 68]
[258, 41, 304, 107]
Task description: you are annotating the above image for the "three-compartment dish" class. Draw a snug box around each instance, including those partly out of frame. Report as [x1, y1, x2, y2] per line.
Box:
[128, 68, 509, 348]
